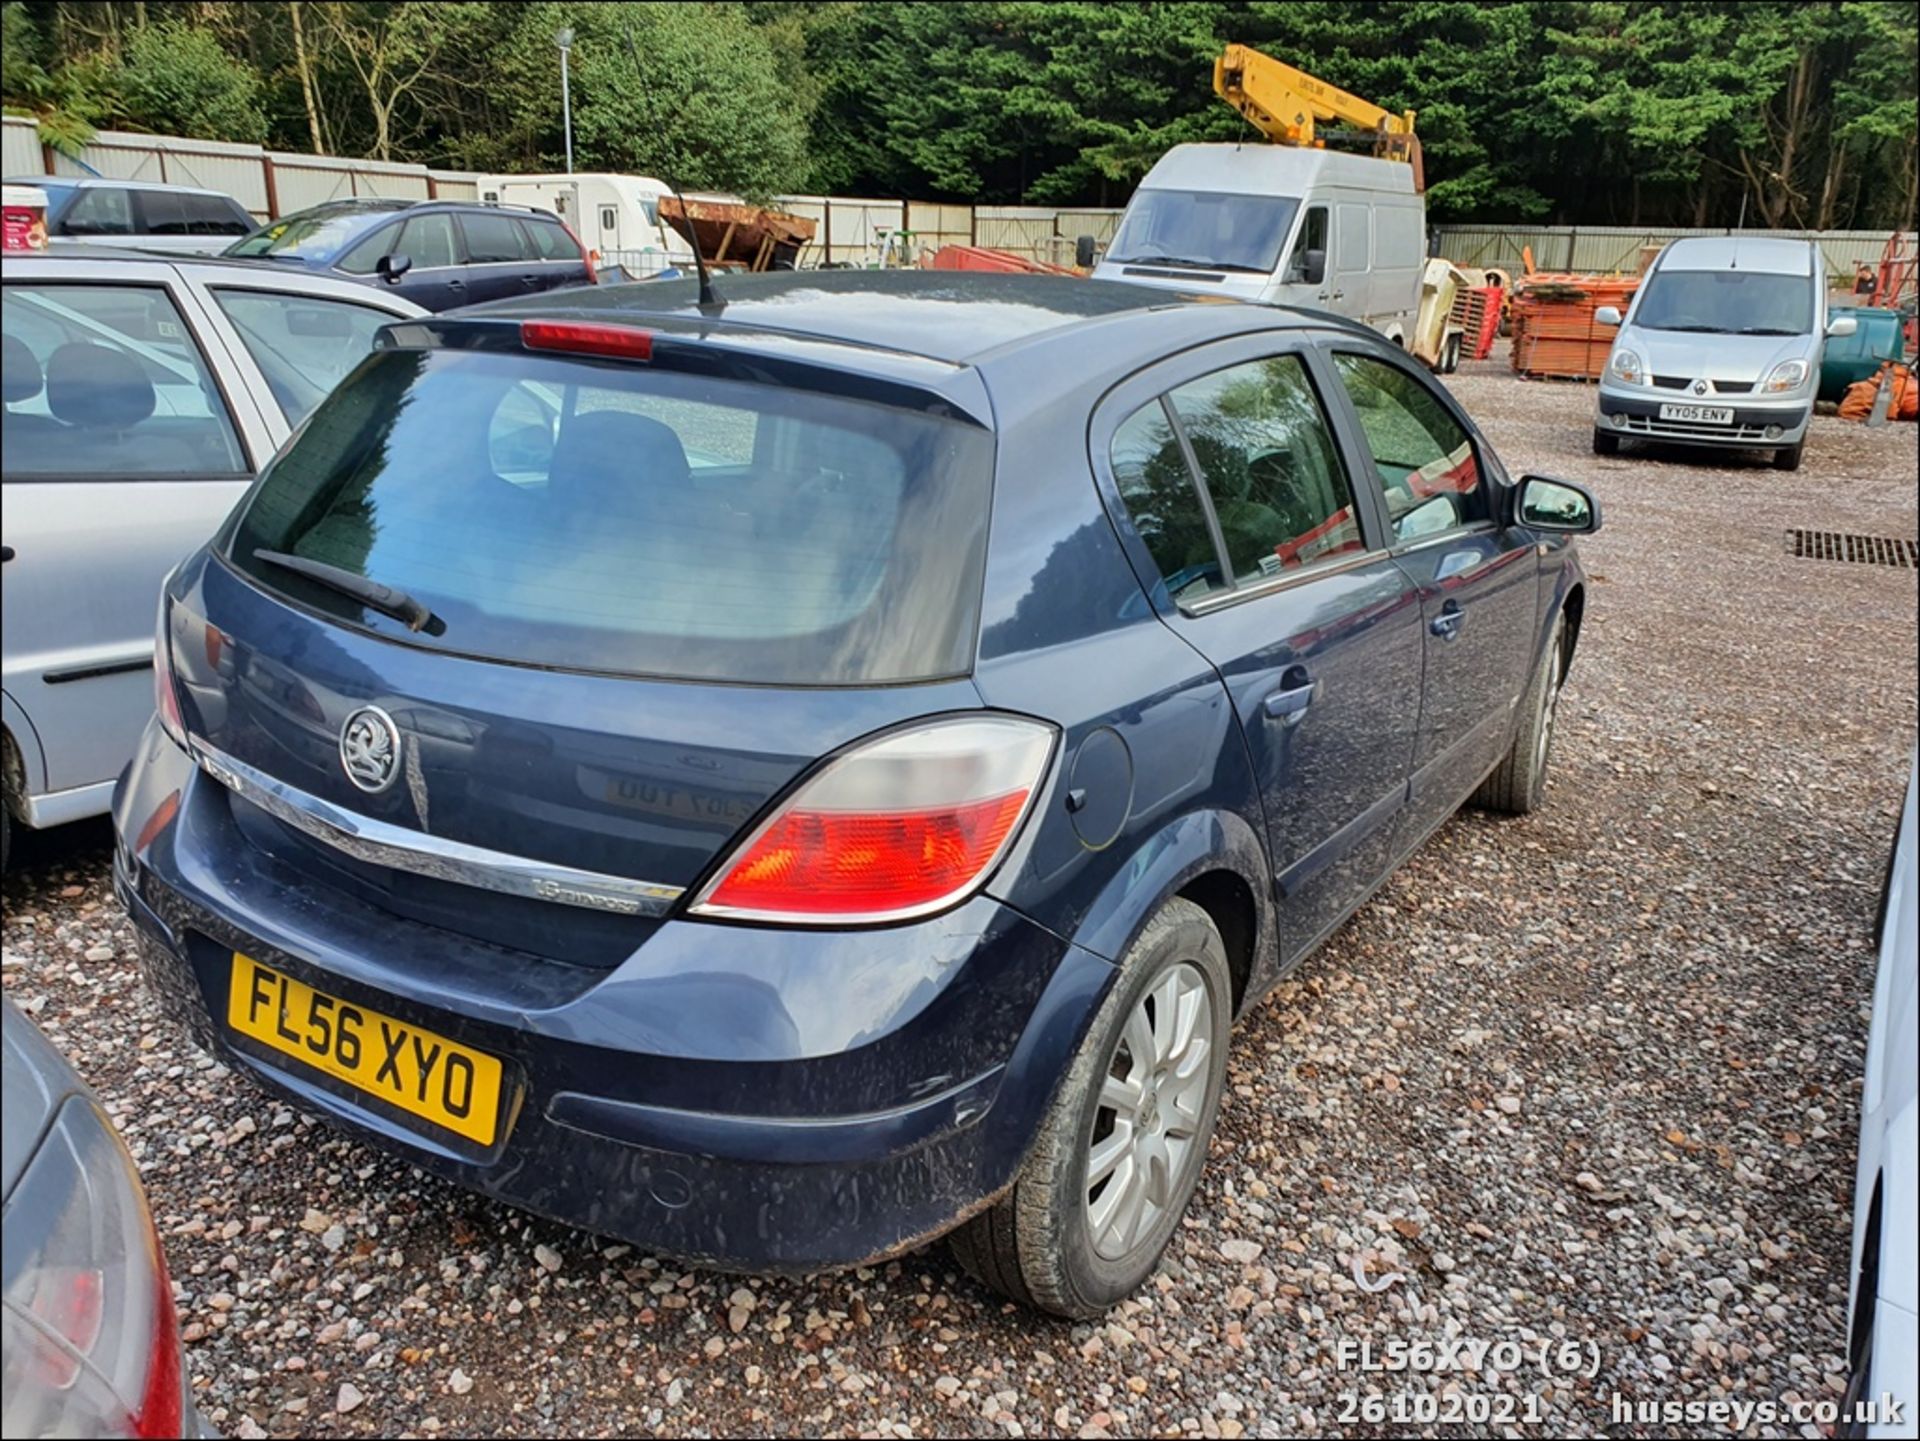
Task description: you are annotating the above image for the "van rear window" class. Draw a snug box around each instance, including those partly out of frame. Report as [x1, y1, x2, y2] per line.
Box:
[226, 347, 994, 684]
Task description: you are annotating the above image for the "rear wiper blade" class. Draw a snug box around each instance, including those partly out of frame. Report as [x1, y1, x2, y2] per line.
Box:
[252, 549, 443, 634]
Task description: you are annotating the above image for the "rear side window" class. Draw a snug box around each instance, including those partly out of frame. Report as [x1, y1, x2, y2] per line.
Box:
[1167, 356, 1361, 579]
[209, 289, 392, 427]
[460, 212, 527, 263]
[527, 221, 580, 261]
[135, 189, 192, 234]
[1110, 401, 1229, 606]
[186, 193, 254, 236]
[2, 283, 247, 477]
[227, 348, 995, 684]
[1331, 352, 1486, 539]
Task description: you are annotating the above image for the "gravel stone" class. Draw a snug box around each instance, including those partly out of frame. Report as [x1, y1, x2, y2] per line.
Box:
[3, 350, 1910, 1437]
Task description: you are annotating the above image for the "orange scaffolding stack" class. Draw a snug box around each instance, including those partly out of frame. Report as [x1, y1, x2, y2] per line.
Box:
[1509, 273, 1641, 381]
[1450, 284, 1503, 361]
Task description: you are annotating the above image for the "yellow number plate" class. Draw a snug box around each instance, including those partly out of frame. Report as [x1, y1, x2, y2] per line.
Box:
[227, 953, 504, 1146]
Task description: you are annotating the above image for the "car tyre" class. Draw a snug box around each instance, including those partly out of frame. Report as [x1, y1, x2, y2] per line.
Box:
[1592, 427, 1620, 456]
[950, 896, 1232, 1318]
[1772, 441, 1804, 471]
[1474, 613, 1566, 815]
[1440, 334, 1461, 374]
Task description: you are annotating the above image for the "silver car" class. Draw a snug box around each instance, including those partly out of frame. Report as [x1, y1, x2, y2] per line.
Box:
[1591, 235, 1856, 472]
[3, 177, 256, 256]
[2, 249, 423, 864]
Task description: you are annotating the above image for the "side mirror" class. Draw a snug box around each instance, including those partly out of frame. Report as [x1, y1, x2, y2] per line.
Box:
[1516, 475, 1601, 535]
[1302, 249, 1326, 286]
[1593, 305, 1623, 328]
[375, 253, 412, 282]
[1827, 313, 1858, 338]
[1074, 234, 1097, 269]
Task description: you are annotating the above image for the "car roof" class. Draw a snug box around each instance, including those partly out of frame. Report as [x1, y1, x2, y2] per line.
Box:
[464, 268, 1348, 367]
[4, 174, 237, 200]
[6, 244, 428, 312]
[1657, 234, 1815, 276]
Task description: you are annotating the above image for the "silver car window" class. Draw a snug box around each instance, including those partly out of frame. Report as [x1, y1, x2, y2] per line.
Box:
[2, 283, 248, 477]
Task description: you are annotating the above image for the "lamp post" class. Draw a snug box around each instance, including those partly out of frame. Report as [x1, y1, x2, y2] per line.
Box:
[555, 27, 575, 175]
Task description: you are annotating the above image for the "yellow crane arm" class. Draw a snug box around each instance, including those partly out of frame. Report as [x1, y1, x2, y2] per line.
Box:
[1213, 43, 1421, 173]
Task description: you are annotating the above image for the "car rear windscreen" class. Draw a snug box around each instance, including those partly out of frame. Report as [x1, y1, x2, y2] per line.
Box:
[225, 346, 995, 685]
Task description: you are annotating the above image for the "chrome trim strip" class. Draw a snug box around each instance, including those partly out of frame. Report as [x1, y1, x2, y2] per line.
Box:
[191, 741, 684, 918]
[1179, 546, 1390, 616]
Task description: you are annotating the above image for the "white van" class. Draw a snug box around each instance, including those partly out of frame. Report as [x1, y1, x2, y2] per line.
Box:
[476, 173, 695, 278]
[1092, 145, 1425, 343]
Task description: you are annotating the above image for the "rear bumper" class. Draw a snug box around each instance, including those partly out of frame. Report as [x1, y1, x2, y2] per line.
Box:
[1594, 386, 1811, 448]
[114, 726, 1114, 1272]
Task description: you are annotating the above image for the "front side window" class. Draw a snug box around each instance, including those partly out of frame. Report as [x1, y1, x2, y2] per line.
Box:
[1106, 190, 1301, 274]
[210, 289, 392, 427]
[1, 283, 247, 477]
[226, 348, 995, 684]
[1168, 355, 1362, 580]
[393, 213, 459, 269]
[1283, 206, 1328, 283]
[1332, 352, 1486, 540]
[61, 187, 134, 236]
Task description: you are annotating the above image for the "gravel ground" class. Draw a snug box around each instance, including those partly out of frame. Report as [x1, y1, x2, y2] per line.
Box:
[5, 355, 1916, 1440]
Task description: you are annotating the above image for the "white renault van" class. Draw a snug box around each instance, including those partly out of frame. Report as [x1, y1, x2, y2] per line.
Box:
[1092, 145, 1424, 343]
[477, 173, 695, 278]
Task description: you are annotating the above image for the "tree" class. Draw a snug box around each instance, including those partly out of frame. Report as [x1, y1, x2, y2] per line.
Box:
[457, 2, 810, 198]
[310, 1, 487, 160]
[115, 19, 266, 141]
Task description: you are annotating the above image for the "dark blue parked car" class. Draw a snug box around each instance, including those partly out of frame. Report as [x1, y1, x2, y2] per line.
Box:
[114, 272, 1598, 1316]
[225, 198, 595, 312]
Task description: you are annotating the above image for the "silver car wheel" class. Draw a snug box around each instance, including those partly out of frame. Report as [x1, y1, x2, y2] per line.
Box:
[1085, 960, 1215, 1261]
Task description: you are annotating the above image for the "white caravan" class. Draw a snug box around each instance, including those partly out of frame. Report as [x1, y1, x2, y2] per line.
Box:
[477, 173, 695, 278]
[1093, 145, 1425, 344]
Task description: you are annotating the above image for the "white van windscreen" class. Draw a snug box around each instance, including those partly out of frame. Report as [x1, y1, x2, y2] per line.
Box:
[1106, 191, 1300, 275]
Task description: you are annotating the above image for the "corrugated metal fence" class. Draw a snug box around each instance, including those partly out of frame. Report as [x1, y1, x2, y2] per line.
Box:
[4, 116, 485, 218]
[3, 116, 1121, 268]
[1433, 224, 1914, 285]
[10, 118, 1903, 279]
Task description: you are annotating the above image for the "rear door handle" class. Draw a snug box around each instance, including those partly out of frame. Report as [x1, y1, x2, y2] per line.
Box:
[1430, 601, 1465, 639]
[1263, 673, 1317, 726]
[1, 545, 13, 563]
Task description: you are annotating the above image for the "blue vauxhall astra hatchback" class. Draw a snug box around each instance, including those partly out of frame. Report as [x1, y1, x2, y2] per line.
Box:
[114, 271, 1598, 1316]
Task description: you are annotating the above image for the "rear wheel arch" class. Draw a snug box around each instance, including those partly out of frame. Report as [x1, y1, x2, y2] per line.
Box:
[1178, 869, 1257, 1014]
[1065, 807, 1275, 999]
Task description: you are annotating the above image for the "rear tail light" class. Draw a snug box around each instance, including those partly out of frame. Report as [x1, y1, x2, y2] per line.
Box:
[690, 716, 1056, 924]
[521, 320, 652, 360]
[153, 597, 184, 747]
[1, 1098, 185, 1440]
